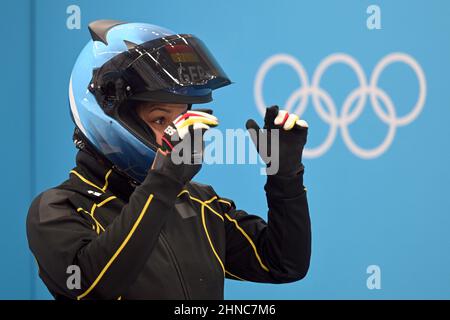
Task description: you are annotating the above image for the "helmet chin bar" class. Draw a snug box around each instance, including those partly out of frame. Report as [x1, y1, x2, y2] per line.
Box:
[72, 127, 141, 186]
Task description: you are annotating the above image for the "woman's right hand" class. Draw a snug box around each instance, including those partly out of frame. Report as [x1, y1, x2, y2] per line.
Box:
[151, 110, 219, 184]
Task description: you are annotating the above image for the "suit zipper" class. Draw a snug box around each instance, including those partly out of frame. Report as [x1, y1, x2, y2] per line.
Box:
[159, 231, 190, 299]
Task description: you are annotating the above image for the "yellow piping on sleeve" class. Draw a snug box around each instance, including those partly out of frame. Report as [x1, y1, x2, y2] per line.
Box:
[70, 169, 113, 193]
[218, 199, 232, 207]
[219, 198, 270, 272]
[77, 194, 154, 300]
[97, 196, 117, 207]
[225, 270, 246, 281]
[201, 204, 225, 277]
[102, 169, 113, 191]
[204, 196, 218, 206]
[177, 190, 245, 280]
[224, 213, 270, 272]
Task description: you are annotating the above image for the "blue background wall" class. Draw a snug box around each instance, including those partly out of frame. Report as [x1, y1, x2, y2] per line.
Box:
[1, 0, 450, 299]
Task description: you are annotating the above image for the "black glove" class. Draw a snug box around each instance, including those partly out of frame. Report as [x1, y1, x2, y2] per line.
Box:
[246, 105, 308, 177]
[151, 110, 218, 184]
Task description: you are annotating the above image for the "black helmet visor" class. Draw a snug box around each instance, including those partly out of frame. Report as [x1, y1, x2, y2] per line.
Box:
[122, 34, 231, 98]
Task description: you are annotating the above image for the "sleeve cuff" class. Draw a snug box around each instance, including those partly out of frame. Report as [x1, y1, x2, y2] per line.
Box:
[264, 172, 305, 199]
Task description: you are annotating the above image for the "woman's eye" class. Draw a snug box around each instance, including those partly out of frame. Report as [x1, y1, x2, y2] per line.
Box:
[154, 117, 166, 125]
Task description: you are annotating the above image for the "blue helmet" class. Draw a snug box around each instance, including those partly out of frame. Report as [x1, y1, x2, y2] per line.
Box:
[69, 20, 231, 183]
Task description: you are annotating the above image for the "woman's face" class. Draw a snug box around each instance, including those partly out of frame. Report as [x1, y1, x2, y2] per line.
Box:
[136, 102, 188, 146]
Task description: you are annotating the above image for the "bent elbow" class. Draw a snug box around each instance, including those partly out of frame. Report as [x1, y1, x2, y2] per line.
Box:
[270, 261, 310, 283]
[291, 265, 309, 282]
[286, 265, 310, 283]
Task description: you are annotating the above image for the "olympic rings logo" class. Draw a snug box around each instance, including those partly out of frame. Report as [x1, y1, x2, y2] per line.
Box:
[254, 53, 427, 159]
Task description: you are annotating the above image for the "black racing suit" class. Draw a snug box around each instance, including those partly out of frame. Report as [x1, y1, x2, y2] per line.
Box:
[26, 149, 311, 300]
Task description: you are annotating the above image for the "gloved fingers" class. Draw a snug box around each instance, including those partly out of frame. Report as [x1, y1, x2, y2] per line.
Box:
[169, 116, 214, 141]
[185, 110, 218, 121]
[192, 122, 211, 131]
[174, 111, 219, 131]
[274, 110, 289, 126]
[177, 118, 218, 131]
[296, 119, 309, 128]
[274, 109, 299, 130]
[283, 114, 299, 130]
[177, 125, 190, 140]
[264, 105, 279, 127]
[245, 118, 261, 132]
[160, 111, 216, 162]
[245, 119, 261, 153]
[273, 108, 308, 130]
[174, 110, 218, 125]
